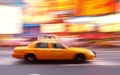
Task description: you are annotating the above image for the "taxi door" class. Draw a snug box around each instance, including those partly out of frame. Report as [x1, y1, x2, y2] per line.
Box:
[34, 42, 56, 60]
[50, 43, 73, 60]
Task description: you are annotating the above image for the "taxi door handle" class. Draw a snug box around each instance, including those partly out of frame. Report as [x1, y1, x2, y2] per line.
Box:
[52, 50, 61, 52]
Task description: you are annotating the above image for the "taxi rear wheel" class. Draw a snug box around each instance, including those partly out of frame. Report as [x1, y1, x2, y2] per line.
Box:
[24, 54, 37, 64]
[74, 54, 86, 64]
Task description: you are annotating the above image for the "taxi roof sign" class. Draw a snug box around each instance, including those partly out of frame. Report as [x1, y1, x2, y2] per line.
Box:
[37, 34, 57, 40]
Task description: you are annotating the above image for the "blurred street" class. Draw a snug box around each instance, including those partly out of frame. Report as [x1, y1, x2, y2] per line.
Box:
[1, 47, 120, 75]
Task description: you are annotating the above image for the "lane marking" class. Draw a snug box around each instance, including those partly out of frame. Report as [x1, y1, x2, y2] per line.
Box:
[29, 73, 40, 75]
[90, 61, 120, 66]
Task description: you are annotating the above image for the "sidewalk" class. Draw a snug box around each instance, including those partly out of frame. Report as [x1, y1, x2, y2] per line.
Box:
[0, 47, 14, 50]
[0, 50, 12, 55]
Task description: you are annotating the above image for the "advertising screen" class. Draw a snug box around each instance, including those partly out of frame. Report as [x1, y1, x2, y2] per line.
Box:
[74, 0, 116, 16]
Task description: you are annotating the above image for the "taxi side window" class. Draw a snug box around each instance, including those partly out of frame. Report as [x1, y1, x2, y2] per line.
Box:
[53, 43, 65, 49]
[35, 42, 48, 48]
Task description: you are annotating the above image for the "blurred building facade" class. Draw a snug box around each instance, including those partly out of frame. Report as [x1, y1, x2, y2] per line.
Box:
[0, 0, 120, 40]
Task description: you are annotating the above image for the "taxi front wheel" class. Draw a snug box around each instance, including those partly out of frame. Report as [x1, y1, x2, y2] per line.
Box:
[24, 54, 37, 64]
[74, 54, 86, 64]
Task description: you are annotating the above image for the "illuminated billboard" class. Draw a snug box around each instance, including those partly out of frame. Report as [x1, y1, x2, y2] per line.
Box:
[41, 23, 66, 33]
[41, 23, 94, 33]
[68, 24, 94, 32]
[23, 0, 56, 23]
[99, 23, 120, 32]
[74, 0, 116, 16]
[0, 5, 23, 34]
[52, 0, 76, 11]
[23, 0, 118, 24]
[116, 2, 120, 11]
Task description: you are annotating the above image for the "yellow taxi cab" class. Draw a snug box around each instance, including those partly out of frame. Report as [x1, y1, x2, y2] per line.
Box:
[12, 35, 96, 63]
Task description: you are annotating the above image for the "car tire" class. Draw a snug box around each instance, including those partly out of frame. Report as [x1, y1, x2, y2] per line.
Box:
[74, 54, 86, 64]
[25, 54, 37, 64]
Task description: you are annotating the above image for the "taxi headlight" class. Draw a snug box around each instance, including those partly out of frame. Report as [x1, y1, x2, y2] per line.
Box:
[89, 51, 95, 55]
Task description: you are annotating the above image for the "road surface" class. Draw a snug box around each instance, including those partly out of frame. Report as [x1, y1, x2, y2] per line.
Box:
[0, 47, 120, 75]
